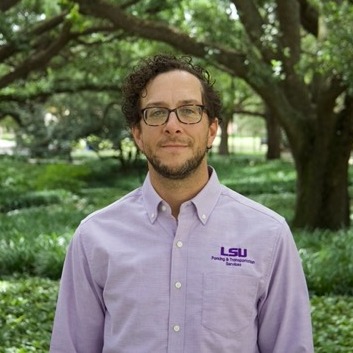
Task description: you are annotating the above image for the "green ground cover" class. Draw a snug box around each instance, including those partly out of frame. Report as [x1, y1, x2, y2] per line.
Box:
[0, 155, 352, 352]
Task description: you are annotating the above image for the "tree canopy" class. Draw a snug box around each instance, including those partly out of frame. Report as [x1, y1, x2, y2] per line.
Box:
[1, 0, 353, 230]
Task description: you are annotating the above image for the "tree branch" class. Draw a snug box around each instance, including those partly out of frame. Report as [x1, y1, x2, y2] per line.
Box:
[297, 0, 319, 36]
[0, 12, 67, 62]
[234, 108, 266, 119]
[0, 83, 121, 103]
[231, 0, 275, 63]
[73, 0, 248, 77]
[0, 0, 21, 12]
[0, 22, 75, 89]
[317, 76, 347, 120]
[277, 0, 301, 65]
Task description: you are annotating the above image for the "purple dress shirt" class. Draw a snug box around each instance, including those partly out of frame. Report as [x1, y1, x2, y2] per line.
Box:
[50, 168, 314, 353]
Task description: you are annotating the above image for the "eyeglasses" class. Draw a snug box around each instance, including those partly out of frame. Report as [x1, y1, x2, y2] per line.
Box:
[141, 104, 206, 126]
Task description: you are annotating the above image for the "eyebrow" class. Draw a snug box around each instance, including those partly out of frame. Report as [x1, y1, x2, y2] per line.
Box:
[144, 99, 202, 108]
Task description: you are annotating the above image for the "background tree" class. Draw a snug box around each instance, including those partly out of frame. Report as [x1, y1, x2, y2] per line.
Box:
[68, 0, 353, 230]
[1, 0, 353, 230]
[0, 1, 172, 160]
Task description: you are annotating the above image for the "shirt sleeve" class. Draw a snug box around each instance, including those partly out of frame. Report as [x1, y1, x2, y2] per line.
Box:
[257, 221, 314, 352]
[50, 227, 105, 353]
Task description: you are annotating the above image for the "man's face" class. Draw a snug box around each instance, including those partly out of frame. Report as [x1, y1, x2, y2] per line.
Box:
[132, 70, 218, 180]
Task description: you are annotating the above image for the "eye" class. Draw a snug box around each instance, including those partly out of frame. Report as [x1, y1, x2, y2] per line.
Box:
[179, 106, 197, 116]
[148, 108, 167, 118]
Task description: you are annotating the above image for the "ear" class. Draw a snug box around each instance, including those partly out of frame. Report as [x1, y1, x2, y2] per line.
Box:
[131, 125, 144, 152]
[207, 118, 219, 148]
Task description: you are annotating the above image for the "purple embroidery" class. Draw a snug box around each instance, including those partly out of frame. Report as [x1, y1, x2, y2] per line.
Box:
[220, 247, 247, 258]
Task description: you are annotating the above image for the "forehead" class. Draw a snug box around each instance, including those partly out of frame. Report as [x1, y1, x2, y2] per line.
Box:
[141, 70, 203, 106]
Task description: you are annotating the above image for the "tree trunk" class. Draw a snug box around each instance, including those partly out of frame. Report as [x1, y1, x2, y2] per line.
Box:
[292, 107, 353, 230]
[264, 108, 281, 160]
[293, 152, 350, 230]
[218, 120, 230, 155]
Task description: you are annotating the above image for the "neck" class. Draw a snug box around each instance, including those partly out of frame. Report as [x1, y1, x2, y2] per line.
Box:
[148, 162, 210, 218]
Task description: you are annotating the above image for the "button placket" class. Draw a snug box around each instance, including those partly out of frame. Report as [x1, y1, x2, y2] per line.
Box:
[167, 213, 192, 353]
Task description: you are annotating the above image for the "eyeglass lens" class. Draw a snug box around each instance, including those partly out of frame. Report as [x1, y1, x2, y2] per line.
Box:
[143, 105, 203, 126]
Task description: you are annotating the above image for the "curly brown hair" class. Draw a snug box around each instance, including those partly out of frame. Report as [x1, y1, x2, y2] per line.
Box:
[121, 54, 222, 128]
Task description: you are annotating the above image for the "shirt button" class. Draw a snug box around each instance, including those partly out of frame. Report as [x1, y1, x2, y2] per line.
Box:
[176, 241, 183, 248]
[173, 325, 181, 332]
[161, 205, 167, 212]
[202, 214, 207, 220]
[175, 281, 182, 289]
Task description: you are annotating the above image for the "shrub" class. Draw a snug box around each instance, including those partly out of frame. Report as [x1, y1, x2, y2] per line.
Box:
[211, 156, 296, 195]
[0, 204, 84, 278]
[0, 188, 128, 278]
[250, 192, 296, 221]
[0, 229, 71, 279]
[34, 232, 72, 279]
[311, 295, 353, 352]
[0, 158, 38, 193]
[295, 229, 353, 295]
[0, 277, 58, 352]
[0, 190, 66, 213]
[34, 163, 91, 192]
[0, 156, 352, 352]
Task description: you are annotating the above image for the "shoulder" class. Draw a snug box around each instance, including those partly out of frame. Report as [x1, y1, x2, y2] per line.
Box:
[80, 187, 143, 226]
[219, 184, 286, 227]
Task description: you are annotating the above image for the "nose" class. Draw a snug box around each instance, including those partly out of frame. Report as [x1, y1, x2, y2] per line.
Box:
[163, 111, 182, 134]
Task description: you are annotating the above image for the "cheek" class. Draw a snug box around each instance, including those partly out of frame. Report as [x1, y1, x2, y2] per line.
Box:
[134, 131, 156, 154]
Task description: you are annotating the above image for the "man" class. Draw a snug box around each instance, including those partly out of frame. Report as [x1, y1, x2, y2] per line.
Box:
[50, 54, 314, 352]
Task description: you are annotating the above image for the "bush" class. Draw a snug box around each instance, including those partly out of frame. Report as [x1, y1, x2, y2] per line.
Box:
[34, 163, 91, 192]
[0, 277, 58, 352]
[0, 158, 38, 193]
[34, 232, 72, 279]
[0, 190, 66, 213]
[250, 192, 296, 221]
[0, 204, 84, 278]
[0, 188, 129, 278]
[295, 229, 353, 296]
[0, 156, 352, 352]
[0, 226, 72, 279]
[311, 295, 353, 352]
[210, 156, 296, 195]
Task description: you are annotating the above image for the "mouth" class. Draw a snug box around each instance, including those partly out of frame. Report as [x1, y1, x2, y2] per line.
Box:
[161, 145, 188, 154]
[162, 144, 188, 148]
[160, 139, 190, 148]
[158, 143, 189, 156]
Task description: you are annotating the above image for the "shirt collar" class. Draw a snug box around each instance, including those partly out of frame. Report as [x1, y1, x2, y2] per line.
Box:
[142, 167, 222, 224]
[191, 167, 222, 224]
[142, 173, 163, 224]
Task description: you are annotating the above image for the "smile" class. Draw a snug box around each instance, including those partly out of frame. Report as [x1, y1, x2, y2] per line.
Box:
[162, 144, 188, 148]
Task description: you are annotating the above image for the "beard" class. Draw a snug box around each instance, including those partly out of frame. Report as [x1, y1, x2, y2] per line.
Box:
[144, 145, 208, 180]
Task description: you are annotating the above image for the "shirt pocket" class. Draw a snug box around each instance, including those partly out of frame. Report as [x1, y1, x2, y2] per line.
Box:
[202, 273, 258, 336]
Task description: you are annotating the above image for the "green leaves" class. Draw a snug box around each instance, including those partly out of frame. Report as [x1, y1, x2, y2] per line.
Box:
[296, 229, 353, 296]
[0, 277, 58, 352]
[0, 155, 352, 351]
[311, 296, 353, 351]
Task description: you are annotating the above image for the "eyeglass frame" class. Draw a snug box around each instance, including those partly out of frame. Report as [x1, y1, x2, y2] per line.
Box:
[140, 104, 207, 126]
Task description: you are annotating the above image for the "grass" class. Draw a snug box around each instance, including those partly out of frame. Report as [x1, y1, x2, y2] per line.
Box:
[0, 154, 353, 352]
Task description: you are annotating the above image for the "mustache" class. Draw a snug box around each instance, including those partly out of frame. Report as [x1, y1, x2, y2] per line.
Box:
[158, 138, 191, 146]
